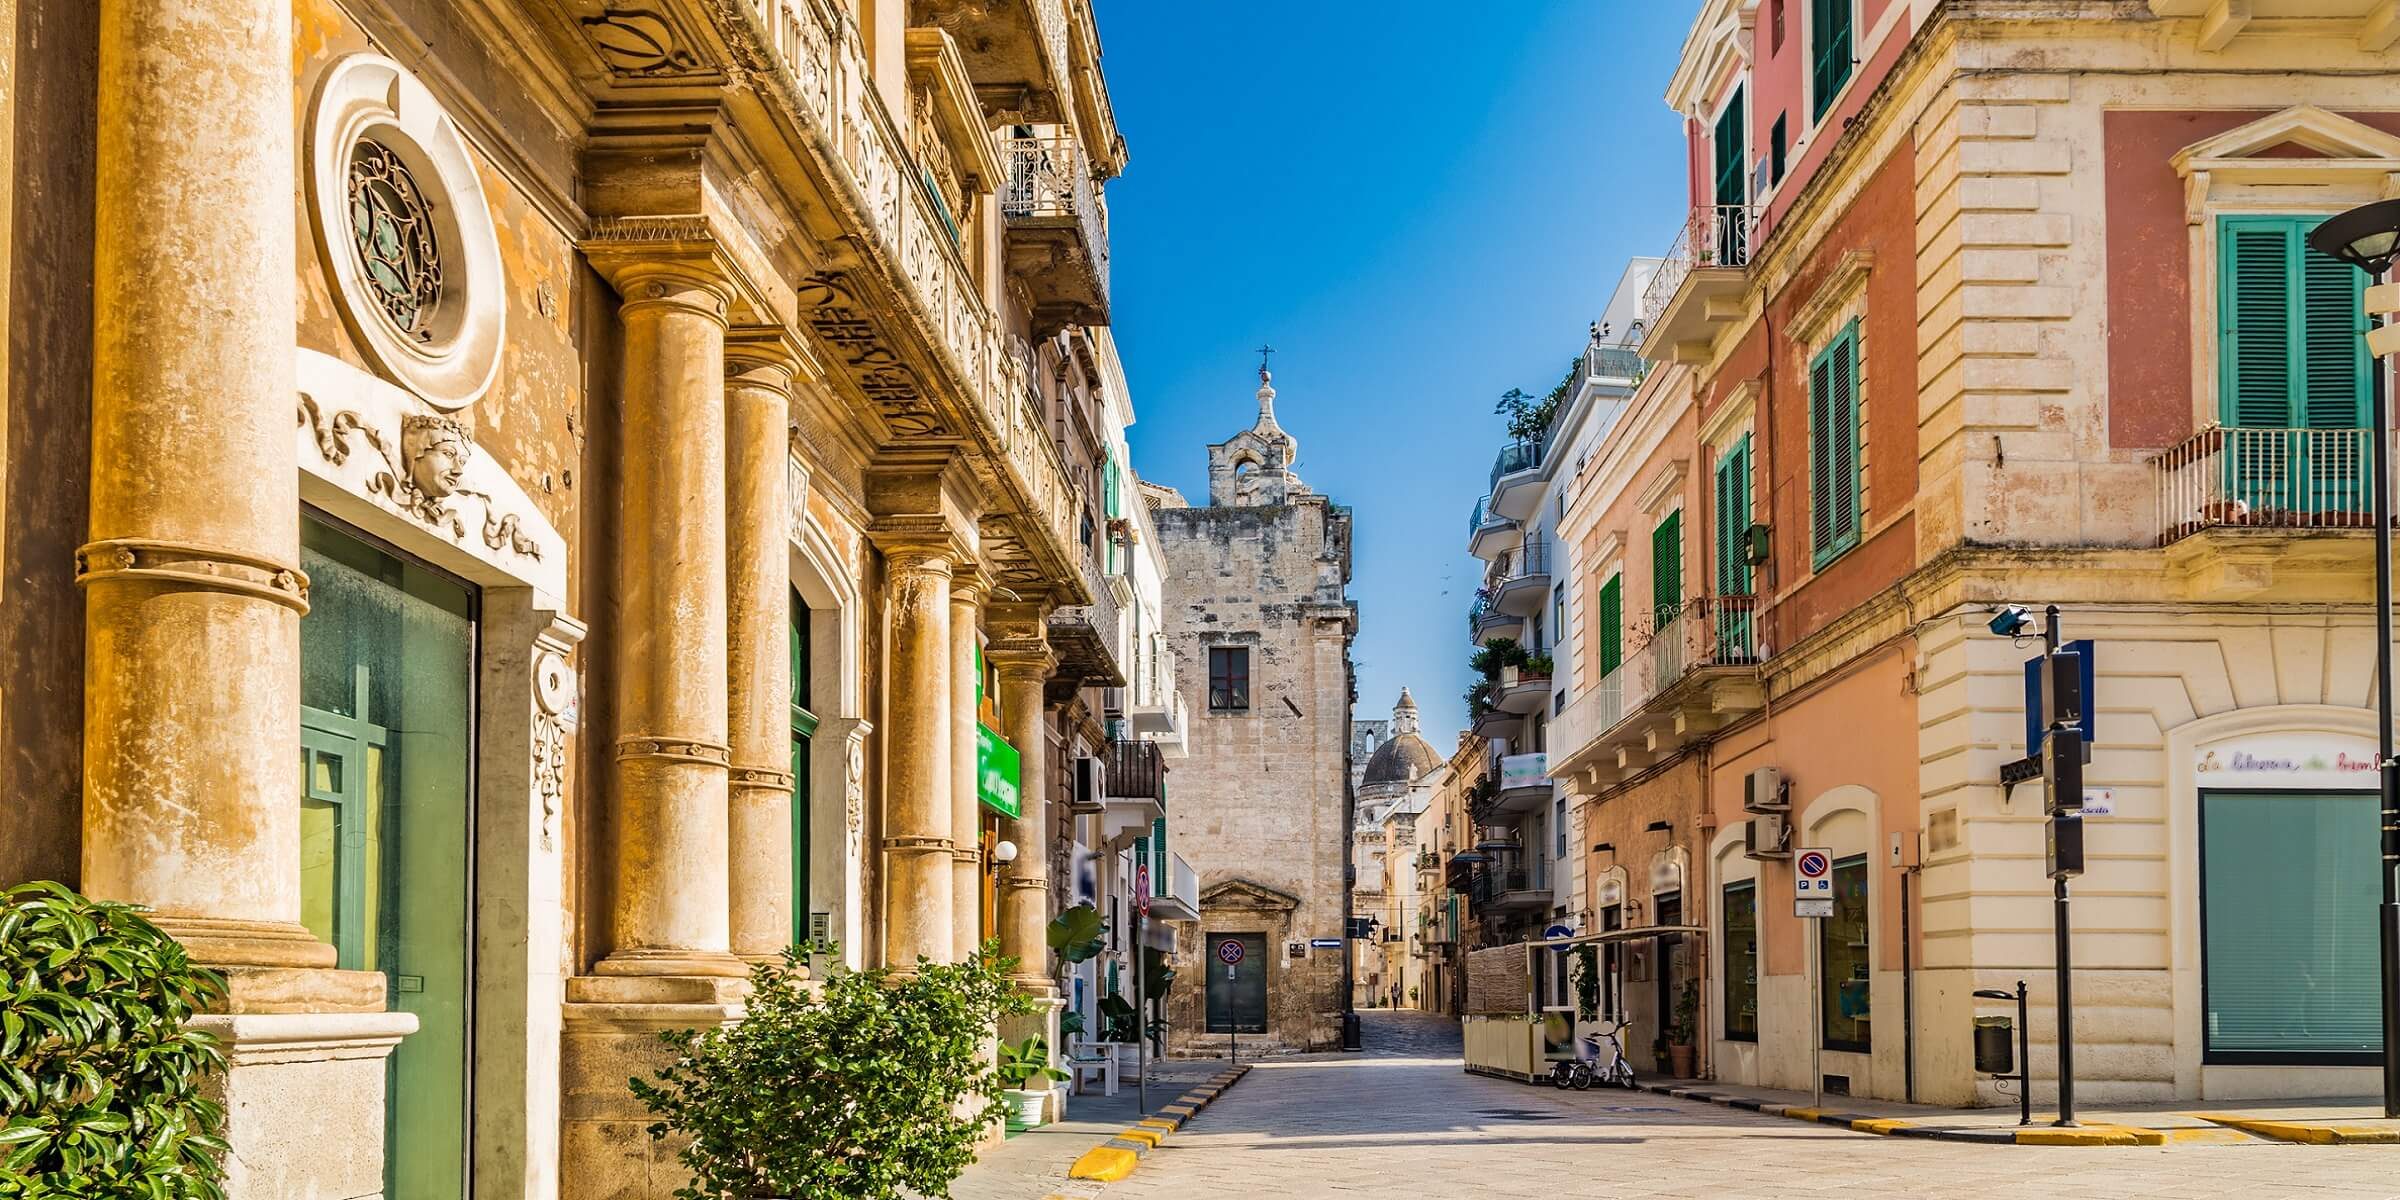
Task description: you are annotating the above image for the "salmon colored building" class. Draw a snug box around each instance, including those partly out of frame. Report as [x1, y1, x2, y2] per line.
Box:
[1550, 0, 2400, 1108]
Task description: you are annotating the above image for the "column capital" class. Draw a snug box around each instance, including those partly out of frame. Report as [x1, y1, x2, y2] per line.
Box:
[949, 564, 991, 607]
[869, 516, 977, 579]
[582, 236, 736, 323]
[725, 326, 811, 393]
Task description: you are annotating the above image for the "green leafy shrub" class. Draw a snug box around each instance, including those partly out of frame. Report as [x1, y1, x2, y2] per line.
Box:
[0, 880, 229, 1199]
[631, 942, 1032, 1200]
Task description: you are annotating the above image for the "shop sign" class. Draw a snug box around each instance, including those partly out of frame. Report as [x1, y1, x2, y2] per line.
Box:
[2194, 731, 2379, 790]
[976, 724, 1021, 818]
[1500, 752, 1549, 791]
[1649, 859, 1683, 894]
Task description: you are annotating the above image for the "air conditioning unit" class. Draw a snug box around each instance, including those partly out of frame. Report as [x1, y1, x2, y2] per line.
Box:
[1743, 766, 1788, 814]
[1745, 811, 1791, 860]
[1071, 756, 1103, 812]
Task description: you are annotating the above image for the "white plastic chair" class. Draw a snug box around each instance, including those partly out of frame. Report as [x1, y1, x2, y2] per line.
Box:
[1066, 1041, 1119, 1097]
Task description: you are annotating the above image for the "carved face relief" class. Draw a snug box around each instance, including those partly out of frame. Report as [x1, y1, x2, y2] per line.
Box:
[402, 415, 471, 501]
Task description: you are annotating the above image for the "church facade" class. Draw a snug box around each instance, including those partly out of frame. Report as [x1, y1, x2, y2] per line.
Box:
[1152, 369, 1359, 1054]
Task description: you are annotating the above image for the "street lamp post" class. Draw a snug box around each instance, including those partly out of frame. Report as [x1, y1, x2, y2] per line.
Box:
[2307, 198, 2400, 1121]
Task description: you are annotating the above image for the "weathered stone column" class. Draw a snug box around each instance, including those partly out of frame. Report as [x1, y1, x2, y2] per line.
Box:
[81, 0, 329, 978]
[950, 570, 987, 960]
[83, 7, 411, 1199]
[726, 332, 798, 963]
[878, 539, 956, 969]
[988, 617, 1057, 993]
[593, 258, 743, 981]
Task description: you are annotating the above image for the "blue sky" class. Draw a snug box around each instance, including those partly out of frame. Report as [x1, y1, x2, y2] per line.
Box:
[1103, 3, 1695, 745]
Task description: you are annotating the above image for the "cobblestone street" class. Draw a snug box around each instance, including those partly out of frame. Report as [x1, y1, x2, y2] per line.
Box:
[1034, 1013, 2400, 1200]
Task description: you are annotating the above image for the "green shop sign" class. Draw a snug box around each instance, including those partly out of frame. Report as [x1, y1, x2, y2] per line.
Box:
[977, 724, 1021, 818]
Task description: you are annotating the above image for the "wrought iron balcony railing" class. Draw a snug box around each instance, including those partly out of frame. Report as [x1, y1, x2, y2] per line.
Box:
[1102, 736, 1165, 804]
[2153, 425, 2390, 546]
[1639, 203, 1759, 345]
[1000, 134, 1110, 302]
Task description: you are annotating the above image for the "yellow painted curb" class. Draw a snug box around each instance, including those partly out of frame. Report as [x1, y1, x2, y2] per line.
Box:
[1068, 1146, 1140, 1182]
[1116, 1127, 1164, 1149]
[2192, 1115, 2400, 1145]
[1782, 1107, 1824, 1122]
[1138, 1117, 1181, 1133]
[2015, 1126, 2139, 1146]
[1850, 1118, 1911, 1135]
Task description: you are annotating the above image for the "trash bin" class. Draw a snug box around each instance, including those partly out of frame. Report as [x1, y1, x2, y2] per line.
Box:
[1341, 1011, 1362, 1051]
[1973, 1016, 2014, 1076]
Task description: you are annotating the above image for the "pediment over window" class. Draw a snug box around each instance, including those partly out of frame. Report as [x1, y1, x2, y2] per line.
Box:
[1199, 877, 1302, 913]
[2172, 105, 2400, 222]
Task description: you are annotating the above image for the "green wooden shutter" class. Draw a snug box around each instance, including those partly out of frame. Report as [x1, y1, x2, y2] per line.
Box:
[1714, 436, 1753, 597]
[2221, 215, 2368, 429]
[1812, 0, 1854, 120]
[1652, 511, 1682, 623]
[1713, 88, 1746, 209]
[1810, 323, 1862, 567]
[1597, 575, 1622, 676]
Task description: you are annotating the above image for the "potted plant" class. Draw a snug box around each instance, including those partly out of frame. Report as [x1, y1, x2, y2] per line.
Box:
[1666, 980, 1700, 1078]
[1524, 652, 1555, 680]
[1046, 904, 1105, 966]
[996, 1036, 1067, 1128]
[631, 941, 1030, 1199]
[0, 882, 229, 1197]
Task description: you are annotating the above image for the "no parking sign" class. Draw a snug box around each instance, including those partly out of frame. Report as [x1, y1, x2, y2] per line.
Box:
[1795, 847, 1834, 919]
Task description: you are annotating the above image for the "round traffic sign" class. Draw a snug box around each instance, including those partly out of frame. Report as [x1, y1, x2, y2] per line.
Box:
[1216, 939, 1245, 965]
[1798, 850, 1830, 877]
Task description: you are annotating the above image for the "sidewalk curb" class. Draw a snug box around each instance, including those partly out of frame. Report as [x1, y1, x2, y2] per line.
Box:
[1062, 1065, 1253, 1184]
[1637, 1083, 2322, 1147]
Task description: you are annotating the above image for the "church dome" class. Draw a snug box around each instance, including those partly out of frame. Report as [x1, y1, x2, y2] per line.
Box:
[1360, 688, 1438, 787]
[1362, 732, 1441, 787]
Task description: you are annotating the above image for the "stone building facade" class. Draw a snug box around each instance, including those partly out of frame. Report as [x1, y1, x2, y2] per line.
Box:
[0, 0, 1156, 1197]
[1153, 369, 1359, 1054]
[1539, 0, 2400, 1107]
[1350, 690, 1444, 1010]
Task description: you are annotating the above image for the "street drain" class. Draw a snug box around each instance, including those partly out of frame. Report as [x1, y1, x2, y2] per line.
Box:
[1472, 1108, 1563, 1122]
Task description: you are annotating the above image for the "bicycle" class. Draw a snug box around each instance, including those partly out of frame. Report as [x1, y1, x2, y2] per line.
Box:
[1549, 1021, 1637, 1091]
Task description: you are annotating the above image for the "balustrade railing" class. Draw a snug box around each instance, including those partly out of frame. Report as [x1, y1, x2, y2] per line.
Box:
[742, 0, 1081, 568]
[2153, 425, 2389, 545]
[1490, 439, 1543, 489]
[1000, 134, 1110, 302]
[1638, 203, 1760, 344]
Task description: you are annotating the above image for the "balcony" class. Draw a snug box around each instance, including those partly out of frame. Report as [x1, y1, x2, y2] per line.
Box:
[1148, 849, 1200, 923]
[1098, 736, 1166, 840]
[1466, 494, 1522, 560]
[1468, 593, 1522, 648]
[1492, 663, 1553, 716]
[910, 0, 1072, 123]
[1490, 752, 1553, 815]
[1047, 568, 1126, 692]
[2153, 425, 2387, 600]
[1549, 596, 1764, 793]
[1469, 851, 1549, 913]
[1001, 134, 1111, 335]
[1488, 537, 1552, 617]
[1638, 204, 1757, 366]
[1488, 439, 1547, 522]
[1579, 340, 1648, 390]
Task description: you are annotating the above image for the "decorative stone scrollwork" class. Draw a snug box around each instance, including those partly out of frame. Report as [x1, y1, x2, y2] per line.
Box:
[578, 6, 707, 78]
[730, 766, 797, 791]
[532, 644, 578, 851]
[795, 274, 947, 437]
[298, 392, 544, 562]
[307, 55, 504, 411]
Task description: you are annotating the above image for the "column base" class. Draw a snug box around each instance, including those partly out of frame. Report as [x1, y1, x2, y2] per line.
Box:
[196, 1010, 417, 1200]
[588, 947, 750, 979]
[153, 915, 338, 970]
[560, 979, 748, 1200]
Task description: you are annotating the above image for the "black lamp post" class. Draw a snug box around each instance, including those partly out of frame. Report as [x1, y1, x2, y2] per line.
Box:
[2307, 198, 2400, 1121]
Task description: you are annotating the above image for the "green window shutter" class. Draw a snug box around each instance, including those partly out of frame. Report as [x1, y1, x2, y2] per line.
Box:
[2221, 215, 2368, 430]
[1810, 324, 1862, 568]
[1714, 437, 1753, 597]
[1651, 511, 1682, 623]
[2301, 234, 2369, 428]
[1812, 0, 1854, 120]
[1597, 575, 1622, 676]
[1713, 87, 1746, 209]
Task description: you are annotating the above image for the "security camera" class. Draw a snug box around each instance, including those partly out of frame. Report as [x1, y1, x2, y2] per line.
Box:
[1988, 605, 2035, 638]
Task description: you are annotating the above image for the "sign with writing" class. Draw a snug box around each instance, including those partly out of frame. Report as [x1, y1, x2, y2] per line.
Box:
[1216, 939, 1245, 966]
[1649, 859, 1683, 895]
[2079, 788, 2113, 817]
[2194, 732, 2380, 790]
[975, 724, 1021, 818]
[1500, 752, 1550, 791]
[1795, 847, 1833, 918]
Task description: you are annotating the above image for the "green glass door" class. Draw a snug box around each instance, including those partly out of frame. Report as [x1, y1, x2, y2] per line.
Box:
[792, 588, 818, 945]
[299, 517, 474, 1200]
